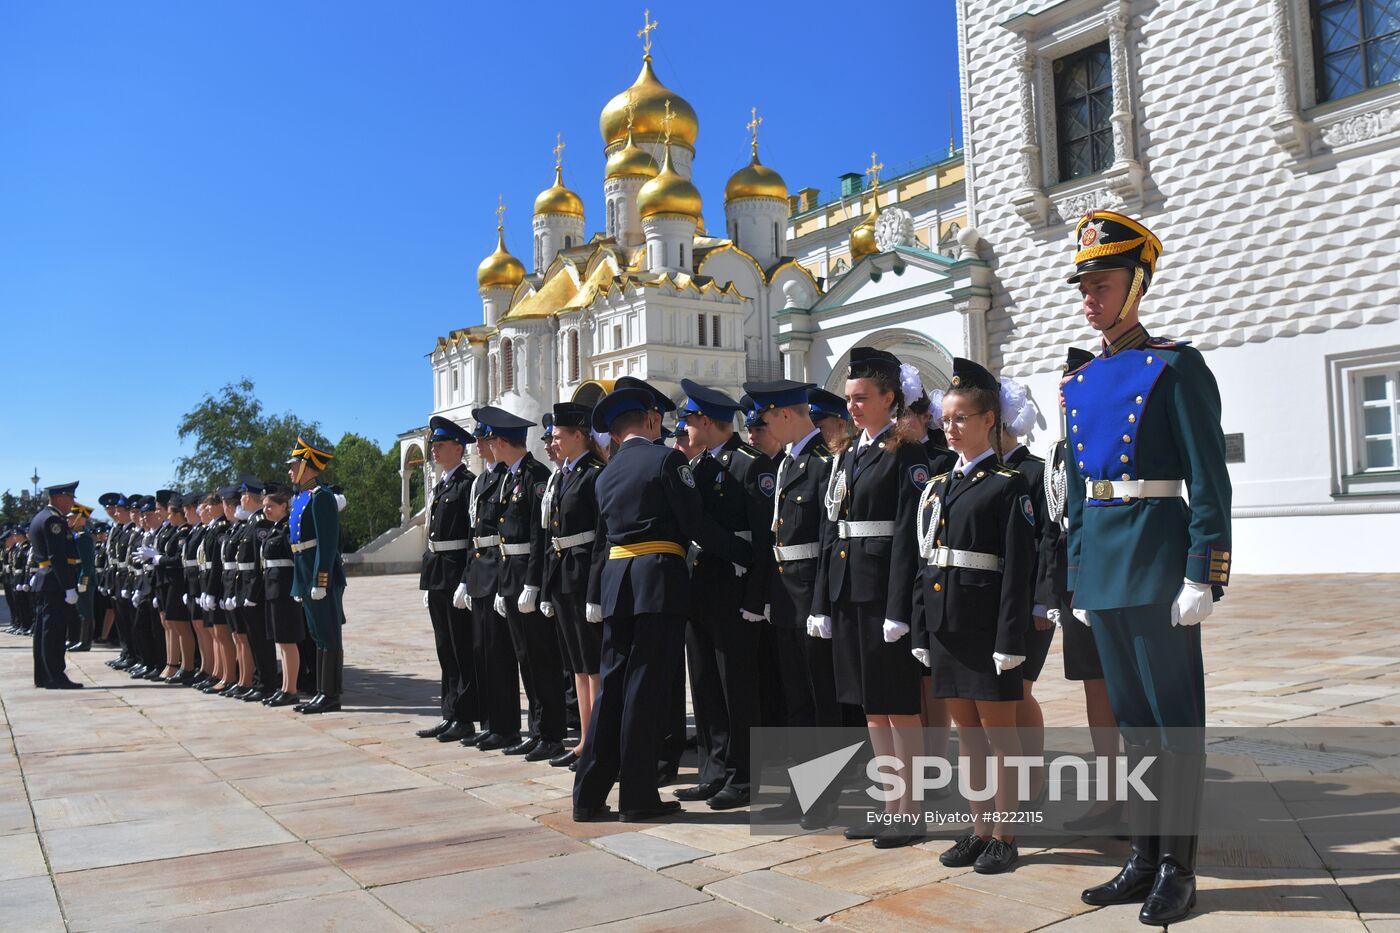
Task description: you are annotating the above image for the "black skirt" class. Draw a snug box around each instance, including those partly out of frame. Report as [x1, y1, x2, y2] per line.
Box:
[162, 584, 190, 622]
[929, 627, 1024, 702]
[266, 595, 306, 644]
[833, 600, 923, 715]
[1058, 600, 1104, 681]
[1021, 623, 1056, 682]
[555, 596, 601, 675]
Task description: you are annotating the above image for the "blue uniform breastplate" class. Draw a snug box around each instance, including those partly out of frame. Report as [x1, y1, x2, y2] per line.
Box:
[1063, 349, 1168, 507]
[290, 490, 312, 543]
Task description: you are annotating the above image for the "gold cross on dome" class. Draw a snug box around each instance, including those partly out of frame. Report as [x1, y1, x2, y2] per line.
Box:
[553, 133, 565, 171]
[865, 151, 884, 191]
[746, 106, 763, 157]
[495, 194, 506, 230]
[662, 99, 674, 144]
[638, 8, 658, 57]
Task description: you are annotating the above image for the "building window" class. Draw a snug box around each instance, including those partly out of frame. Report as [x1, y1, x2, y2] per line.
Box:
[1313, 0, 1400, 102]
[679, 242, 686, 267]
[564, 235, 572, 250]
[697, 313, 707, 346]
[711, 314, 721, 348]
[534, 236, 542, 272]
[773, 221, 780, 258]
[1328, 346, 1400, 495]
[451, 367, 459, 398]
[1357, 368, 1400, 471]
[488, 354, 499, 400]
[607, 200, 617, 238]
[613, 323, 623, 350]
[501, 338, 514, 393]
[1054, 41, 1114, 182]
[567, 329, 580, 382]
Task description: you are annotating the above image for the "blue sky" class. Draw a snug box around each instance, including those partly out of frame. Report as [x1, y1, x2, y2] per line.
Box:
[0, 1, 959, 502]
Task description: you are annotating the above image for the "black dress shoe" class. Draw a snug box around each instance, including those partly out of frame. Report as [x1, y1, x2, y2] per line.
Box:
[550, 749, 579, 768]
[475, 733, 518, 751]
[1138, 861, 1196, 925]
[293, 693, 323, 712]
[141, 668, 164, 681]
[707, 786, 751, 810]
[298, 694, 340, 714]
[436, 722, 472, 743]
[873, 825, 928, 849]
[458, 731, 487, 747]
[127, 665, 149, 678]
[569, 760, 578, 772]
[673, 780, 724, 802]
[173, 669, 199, 686]
[70, 642, 91, 652]
[114, 657, 135, 670]
[973, 838, 1018, 873]
[755, 797, 804, 823]
[65, 641, 79, 651]
[45, 680, 84, 690]
[226, 685, 252, 698]
[800, 804, 839, 831]
[525, 740, 564, 763]
[262, 690, 285, 705]
[417, 719, 453, 739]
[265, 692, 300, 708]
[621, 800, 683, 823]
[1081, 855, 1159, 906]
[572, 804, 611, 822]
[939, 833, 990, 867]
[241, 689, 268, 703]
[503, 736, 541, 756]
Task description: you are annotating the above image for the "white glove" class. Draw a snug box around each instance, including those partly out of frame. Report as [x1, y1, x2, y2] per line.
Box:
[182, 593, 188, 605]
[335, 493, 347, 511]
[422, 591, 430, 608]
[294, 595, 303, 603]
[1072, 608, 1091, 627]
[1171, 579, 1213, 627]
[912, 647, 932, 668]
[131, 593, 140, 607]
[993, 652, 1026, 675]
[806, 614, 832, 639]
[517, 585, 539, 614]
[310, 586, 326, 601]
[452, 583, 468, 609]
[585, 603, 603, 624]
[740, 608, 765, 623]
[493, 594, 506, 616]
[1047, 607, 1061, 628]
[153, 596, 160, 610]
[733, 563, 747, 577]
[121, 589, 130, 599]
[243, 598, 257, 608]
[882, 619, 909, 643]
[137, 546, 159, 562]
[539, 600, 555, 618]
[64, 588, 78, 605]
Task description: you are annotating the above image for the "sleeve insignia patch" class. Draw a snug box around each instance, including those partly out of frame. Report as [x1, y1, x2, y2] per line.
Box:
[910, 465, 930, 488]
[48, 520, 64, 535]
[678, 464, 696, 488]
[1020, 495, 1036, 526]
[757, 473, 776, 497]
[534, 482, 547, 497]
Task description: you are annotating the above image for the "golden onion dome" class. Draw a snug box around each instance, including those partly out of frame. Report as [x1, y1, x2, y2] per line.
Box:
[849, 215, 878, 259]
[600, 57, 699, 149]
[476, 227, 526, 289]
[604, 130, 660, 180]
[638, 145, 702, 220]
[725, 151, 788, 203]
[534, 165, 585, 217]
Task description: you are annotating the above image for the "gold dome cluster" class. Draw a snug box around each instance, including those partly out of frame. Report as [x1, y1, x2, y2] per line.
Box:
[534, 165, 585, 217]
[638, 144, 703, 220]
[724, 155, 788, 203]
[600, 57, 699, 149]
[605, 129, 660, 180]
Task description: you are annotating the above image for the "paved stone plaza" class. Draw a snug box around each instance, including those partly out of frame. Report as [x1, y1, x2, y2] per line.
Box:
[1, 574, 1398, 931]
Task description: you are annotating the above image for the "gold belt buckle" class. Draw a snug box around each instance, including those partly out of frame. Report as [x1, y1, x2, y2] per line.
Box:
[1091, 480, 1114, 499]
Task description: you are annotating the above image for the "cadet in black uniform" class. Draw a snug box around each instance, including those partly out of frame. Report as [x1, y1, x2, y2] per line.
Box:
[811, 347, 929, 845]
[66, 502, 96, 651]
[478, 406, 565, 762]
[572, 387, 753, 822]
[102, 496, 137, 667]
[417, 415, 481, 744]
[912, 358, 1035, 872]
[233, 480, 278, 701]
[807, 387, 853, 450]
[216, 486, 256, 696]
[197, 490, 236, 692]
[29, 482, 84, 689]
[538, 402, 607, 769]
[128, 496, 167, 679]
[3, 527, 23, 635]
[181, 494, 215, 687]
[673, 378, 775, 811]
[152, 494, 198, 683]
[259, 485, 306, 706]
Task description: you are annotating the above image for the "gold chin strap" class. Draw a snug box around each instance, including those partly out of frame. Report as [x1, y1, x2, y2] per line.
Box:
[293, 460, 307, 487]
[1117, 266, 1145, 323]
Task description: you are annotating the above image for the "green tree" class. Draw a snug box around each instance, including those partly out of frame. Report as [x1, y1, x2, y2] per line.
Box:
[321, 433, 400, 551]
[1, 489, 42, 526]
[174, 379, 329, 491]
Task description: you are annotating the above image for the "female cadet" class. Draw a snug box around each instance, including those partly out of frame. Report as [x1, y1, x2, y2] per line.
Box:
[259, 486, 305, 706]
[198, 489, 237, 693]
[538, 402, 608, 769]
[911, 358, 1035, 875]
[182, 496, 215, 688]
[156, 495, 197, 684]
[810, 346, 930, 849]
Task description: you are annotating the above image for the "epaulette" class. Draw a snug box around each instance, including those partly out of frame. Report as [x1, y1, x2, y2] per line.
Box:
[1147, 337, 1190, 349]
[933, 472, 949, 483]
[732, 443, 760, 461]
[992, 467, 1017, 478]
[814, 451, 832, 463]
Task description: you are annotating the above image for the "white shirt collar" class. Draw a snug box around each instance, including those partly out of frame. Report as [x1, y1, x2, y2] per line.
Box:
[859, 421, 895, 449]
[505, 452, 526, 474]
[707, 441, 727, 458]
[957, 447, 996, 473]
[562, 453, 584, 472]
[440, 462, 463, 483]
[789, 427, 822, 458]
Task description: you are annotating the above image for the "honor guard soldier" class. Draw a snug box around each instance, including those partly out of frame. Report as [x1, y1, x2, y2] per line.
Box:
[477, 405, 566, 762]
[66, 502, 96, 651]
[1063, 211, 1231, 926]
[673, 378, 776, 811]
[287, 436, 348, 714]
[572, 387, 753, 823]
[29, 481, 84, 689]
[417, 415, 481, 744]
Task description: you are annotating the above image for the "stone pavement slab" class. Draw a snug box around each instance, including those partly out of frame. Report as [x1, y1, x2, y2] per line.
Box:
[595, 830, 714, 869]
[704, 869, 869, 923]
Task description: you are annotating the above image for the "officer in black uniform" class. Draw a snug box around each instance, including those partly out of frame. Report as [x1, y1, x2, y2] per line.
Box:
[573, 387, 753, 822]
[417, 415, 481, 744]
[477, 405, 565, 762]
[673, 378, 776, 811]
[29, 481, 84, 689]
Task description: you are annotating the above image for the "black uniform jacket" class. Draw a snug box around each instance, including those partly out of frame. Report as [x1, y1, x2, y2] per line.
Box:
[236, 512, 274, 604]
[491, 452, 552, 600]
[1004, 444, 1047, 613]
[540, 452, 606, 604]
[690, 434, 776, 617]
[769, 433, 833, 628]
[262, 518, 296, 601]
[28, 506, 77, 593]
[464, 464, 506, 600]
[419, 463, 477, 591]
[199, 517, 230, 603]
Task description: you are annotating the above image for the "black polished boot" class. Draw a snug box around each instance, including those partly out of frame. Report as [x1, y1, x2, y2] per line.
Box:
[293, 650, 326, 712]
[299, 649, 341, 714]
[1139, 751, 1204, 926]
[1082, 742, 1161, 907]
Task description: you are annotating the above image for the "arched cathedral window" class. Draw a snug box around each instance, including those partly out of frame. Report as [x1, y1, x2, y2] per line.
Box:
[501, 338, 515, 393]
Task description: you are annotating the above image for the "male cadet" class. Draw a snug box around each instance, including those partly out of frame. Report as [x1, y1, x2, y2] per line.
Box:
[808, 387, 853, 450]
[97, 493, 129, 652]
[461, 415, 521, 751]
[573, 387, 754, 822]
[1063, 210, 1231, 927]
[287, 436, 348, 714]
[673, 378, 776, 811]
[417, 415, 481, 744]
[233, 479, 279, 700]
[29, 481, 84, 689]
[478, 406, 566, 762]
[742, 395, 784, 459]
[105, 495, 140, 669]
[67, 501, 97, 651]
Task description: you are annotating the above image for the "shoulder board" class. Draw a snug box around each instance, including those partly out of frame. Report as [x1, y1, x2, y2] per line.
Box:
[932, 472, 949, 483]
[992, 467, 1017, 477]
[813, 452, 832, 463]
[732, 444, 759, 460]
[1147, 337, 1190, 349]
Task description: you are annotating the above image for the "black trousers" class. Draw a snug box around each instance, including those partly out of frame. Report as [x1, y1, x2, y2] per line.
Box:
[762, 623, 817, 728]
[685, 585, 758, 790]
[472, 596, 521, 738]
[658, 647, 687, 775]
[426, 589, 478, 724]
[503, 598, 565, 743]
[113, 596, 135, 654]
[32, 590, 75, 687]
[238, 605, 279, 690]
[574, 611, 686, 813]
[133, 599, 165, 669]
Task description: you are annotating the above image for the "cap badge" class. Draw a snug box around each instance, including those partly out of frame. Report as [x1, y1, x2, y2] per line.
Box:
[1080, 220, 1106, 249]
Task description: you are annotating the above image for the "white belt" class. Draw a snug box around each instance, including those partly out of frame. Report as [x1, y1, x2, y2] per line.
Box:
[837, 520, 894, 539]
[182, 559, 198, 568]
[927, 546, 1003, 572]
[291, 539, 318, 553]
[1085, 479, 1186, 500]
[500, 542, 532, 556]
[552, 531, 596, 552]
[473, 535, 500, 548]
[428, 539, 469, 552]
[263, 558, 294, 569]
[235, 562, 255, 571]
[774, 542, 820, 562]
